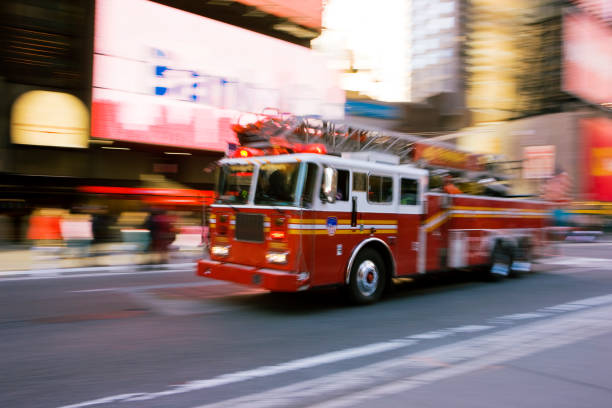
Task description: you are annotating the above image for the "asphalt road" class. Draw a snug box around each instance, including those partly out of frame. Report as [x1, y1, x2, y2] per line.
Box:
[2, 243, 612, 408]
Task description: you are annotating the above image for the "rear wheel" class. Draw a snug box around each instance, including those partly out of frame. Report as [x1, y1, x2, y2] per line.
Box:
[348, 248, 386, 304]
[488, 241, 512, 281]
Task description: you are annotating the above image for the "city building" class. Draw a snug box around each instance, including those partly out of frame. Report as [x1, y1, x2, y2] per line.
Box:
[409, 0, 465, 111]
[465, 0, 575, 124]
[457, 0, 612, 202]
[0, 0, 343, 242]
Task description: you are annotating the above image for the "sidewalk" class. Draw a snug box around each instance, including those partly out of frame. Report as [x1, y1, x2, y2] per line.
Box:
[0, 242, 203, 276]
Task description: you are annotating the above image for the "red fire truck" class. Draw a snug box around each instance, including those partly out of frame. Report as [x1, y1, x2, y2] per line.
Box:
[197, 148, 552, 304]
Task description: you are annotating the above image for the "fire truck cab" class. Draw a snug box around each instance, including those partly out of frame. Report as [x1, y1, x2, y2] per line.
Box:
[198, 151, 549, 304]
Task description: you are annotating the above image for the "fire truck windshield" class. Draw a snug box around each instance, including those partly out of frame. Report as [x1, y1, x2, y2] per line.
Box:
[216, 164, 253, 204]
[255, 163, 300, 206]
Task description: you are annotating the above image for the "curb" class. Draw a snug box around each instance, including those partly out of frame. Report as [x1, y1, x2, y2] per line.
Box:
[0, 262, 197, 279]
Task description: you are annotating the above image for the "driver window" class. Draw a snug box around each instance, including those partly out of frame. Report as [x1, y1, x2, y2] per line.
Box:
[319, 168, 349, 202]
[336, 169, 349, 201]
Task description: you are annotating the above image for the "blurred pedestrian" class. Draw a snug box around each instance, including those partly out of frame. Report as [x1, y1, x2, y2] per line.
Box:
[91, 206, 113, 243]
[145, 209, 176, 263]
[60, 212, 93, 258]
[27, 208, 65, 268]
[27, 208, 63, 245]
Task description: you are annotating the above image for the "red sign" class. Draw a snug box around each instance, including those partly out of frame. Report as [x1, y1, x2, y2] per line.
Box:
[563, 12, 612, 105]
[235, 0, 322, 29]
[582, 117, 612, 201]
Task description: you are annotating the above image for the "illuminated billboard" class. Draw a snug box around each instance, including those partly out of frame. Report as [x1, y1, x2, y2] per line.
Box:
[11, 91, 89, 148]
[563, 11, 612, 105]
[582, 117, 612, 201]
[92, 0, 343, 151]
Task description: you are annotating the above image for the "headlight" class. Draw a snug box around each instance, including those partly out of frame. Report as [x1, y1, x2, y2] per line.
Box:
[266, 251, 288, 264]
[211, 245, 230, 257]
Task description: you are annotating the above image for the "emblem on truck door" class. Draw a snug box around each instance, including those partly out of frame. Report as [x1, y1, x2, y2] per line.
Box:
[327, 217, 338, 236]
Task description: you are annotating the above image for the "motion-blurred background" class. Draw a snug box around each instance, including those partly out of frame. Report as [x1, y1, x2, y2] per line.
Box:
[0, 0, 610, 265]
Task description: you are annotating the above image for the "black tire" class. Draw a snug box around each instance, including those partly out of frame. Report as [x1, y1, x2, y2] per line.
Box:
[513, 238, 533, 275]
[348, 248, 386, 305]
[488, 241, 512, 281]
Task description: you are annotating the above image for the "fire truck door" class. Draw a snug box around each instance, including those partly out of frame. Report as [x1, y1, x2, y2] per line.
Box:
[397, 177, 421, 275]
[310, 167, 352, 286]
[422, 193, 451, 272]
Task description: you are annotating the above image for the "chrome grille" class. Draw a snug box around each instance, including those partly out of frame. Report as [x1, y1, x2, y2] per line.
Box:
[235, 213, 264, 242]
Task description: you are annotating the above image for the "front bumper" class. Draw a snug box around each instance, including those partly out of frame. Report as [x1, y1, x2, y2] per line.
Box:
[197, 259, 310, 292]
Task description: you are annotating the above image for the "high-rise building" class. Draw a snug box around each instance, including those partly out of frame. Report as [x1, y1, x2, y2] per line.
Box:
[465, 0, 574, 124]
[409, 0, 465, 111]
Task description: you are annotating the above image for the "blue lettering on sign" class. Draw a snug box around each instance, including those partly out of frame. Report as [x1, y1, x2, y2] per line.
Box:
[149, 47, 287, 112]
[326, 217, 338, 236]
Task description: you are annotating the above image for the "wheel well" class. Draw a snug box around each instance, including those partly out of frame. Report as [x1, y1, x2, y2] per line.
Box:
[492, 238, 517, 258]
[345, 239, 395, 285]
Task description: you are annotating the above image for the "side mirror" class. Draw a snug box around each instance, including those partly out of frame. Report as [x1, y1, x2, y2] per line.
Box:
[321, 166, 338, 203]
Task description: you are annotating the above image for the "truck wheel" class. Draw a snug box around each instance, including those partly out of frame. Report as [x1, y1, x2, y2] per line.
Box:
[511, 239, 533, 275]
[348, 248, 386, 305]
[488, 242, 512, 281]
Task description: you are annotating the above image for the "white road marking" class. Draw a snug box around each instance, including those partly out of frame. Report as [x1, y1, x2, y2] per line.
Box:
[492, 312, 549, 322]
[556, 242, 612, 247]
[57, 341, 417, 408]
[58, 293, 612, 408]
[538, 256, 611, 268]
[539, 267, 601, 275]
[450, 325, 493, 333]
[193, 303, 612, 408]
[409, 331, 451, 340]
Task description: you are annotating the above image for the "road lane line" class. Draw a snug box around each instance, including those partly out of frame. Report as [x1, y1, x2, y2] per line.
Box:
[192, 303, 612, 408]
[537, 256, 612, 268]
[56, 341, 417, 408]
[58, 292, 612, 408]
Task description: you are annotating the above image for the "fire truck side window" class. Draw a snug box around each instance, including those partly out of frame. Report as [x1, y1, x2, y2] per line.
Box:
[368, 175, 393, 203]
[400, 178, 419, 205]
[336, 170, 349, 201]
[319, 168, 349, 201]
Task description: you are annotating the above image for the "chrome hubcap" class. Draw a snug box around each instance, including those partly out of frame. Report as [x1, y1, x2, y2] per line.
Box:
[356, 260, 379, 297]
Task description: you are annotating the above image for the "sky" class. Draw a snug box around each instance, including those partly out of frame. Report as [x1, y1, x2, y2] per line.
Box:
[313, 0, 409, 102]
